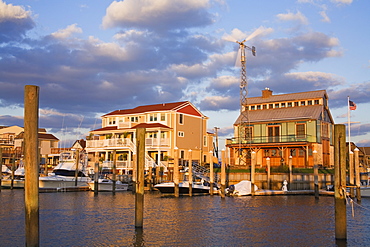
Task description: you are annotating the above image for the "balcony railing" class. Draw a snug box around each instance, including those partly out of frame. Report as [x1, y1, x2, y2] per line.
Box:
[229, 134, 315, 145]
[86, 138, 169, 150]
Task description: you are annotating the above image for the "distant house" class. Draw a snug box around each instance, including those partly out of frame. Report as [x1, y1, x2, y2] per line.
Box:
[85, 101, 214, 174]
[0, 125, 59, 165]
[226, 89, 335, 168]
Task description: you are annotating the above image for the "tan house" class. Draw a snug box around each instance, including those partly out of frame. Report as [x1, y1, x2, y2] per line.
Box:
[226, 89, 335, 168]
[0, 125, 59, 165]
[85, 101, 214, 174]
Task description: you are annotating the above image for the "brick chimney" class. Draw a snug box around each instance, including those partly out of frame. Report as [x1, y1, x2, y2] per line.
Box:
[262, 88, 273, 98]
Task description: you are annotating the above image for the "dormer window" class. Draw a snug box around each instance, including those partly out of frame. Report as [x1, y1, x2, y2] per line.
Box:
[301, 101, 305, 106]
[251, 105, 255, 110]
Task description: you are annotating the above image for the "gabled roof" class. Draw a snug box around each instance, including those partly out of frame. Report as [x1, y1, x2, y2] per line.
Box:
[248, 90, 327, 104]
[234, 105, 326, 125]
[15, 132, 59, 140]
[103, 101, 204, 117]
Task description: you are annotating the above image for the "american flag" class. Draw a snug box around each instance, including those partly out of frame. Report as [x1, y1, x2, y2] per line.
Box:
[349, 100, 356, 110]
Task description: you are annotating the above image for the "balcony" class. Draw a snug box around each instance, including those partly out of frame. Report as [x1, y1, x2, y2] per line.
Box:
[229, 134, 315, 145]
[86, 137, 170, 150]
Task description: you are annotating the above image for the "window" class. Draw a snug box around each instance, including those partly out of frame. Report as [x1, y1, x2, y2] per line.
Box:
[257, 105, 261, 110]
[180, 150, 185, 159]
[308, 100, 312, 105]
[179, 114, 184, 124]
[242, 126, 253, 140]
[251, 105, 255, 110]
[294, 102, 299, 106]
[130, 116, 138, 122]
[269, 104, 273, 109]
[160, 113, 166, 121]
[108, 117, 116, 125]
[301, 101, 305, 106]
[149, 114, 157, 122]
[268, 125, 280, 142]
[263, 105, 267, 109]
[281, 103, 286, 108]
[178, 131, 184, 137]
[314, 100, 320, 105]
[203, 135, 207, 147]
[275, 103, 279, 108]
[287, 102, 292, 107]
[296, 124, 305, 139]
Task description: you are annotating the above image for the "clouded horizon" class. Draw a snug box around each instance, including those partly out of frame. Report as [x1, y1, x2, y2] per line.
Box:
[0, 0, 369, 147]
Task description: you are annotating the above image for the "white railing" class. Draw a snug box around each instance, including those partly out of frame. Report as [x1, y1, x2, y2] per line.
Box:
[101, 161, 133, 169]
[87, 138, 169, 149]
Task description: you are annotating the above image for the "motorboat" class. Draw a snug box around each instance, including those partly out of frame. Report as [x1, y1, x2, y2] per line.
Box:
[2, 164, 11, 175]
[154, 180, 218, 194]
[88, 178, 129, 192]
[1, 161, 26, 188]
[39, 151, 91, 189]
[226, 180, 259, 196]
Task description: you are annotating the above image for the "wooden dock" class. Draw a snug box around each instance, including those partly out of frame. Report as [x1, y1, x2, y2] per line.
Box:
[254, 189, 335, 196]
[39, 186, 91, 193]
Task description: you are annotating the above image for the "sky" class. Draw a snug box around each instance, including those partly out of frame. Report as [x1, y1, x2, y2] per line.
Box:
[0, 0, 369, 148]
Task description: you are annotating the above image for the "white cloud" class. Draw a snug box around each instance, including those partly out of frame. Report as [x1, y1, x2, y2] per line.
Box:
[102, 0, 214, 30]
[277, 11, 309, 25]
[51, 24, 82, 39]
[285, 71, 345, 87]
[330, 0, 353, 5]
[0, 0, 30, 20]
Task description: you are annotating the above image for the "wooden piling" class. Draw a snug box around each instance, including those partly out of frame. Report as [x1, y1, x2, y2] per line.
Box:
[188, 150, 193, 197]
[266, 157, 271, 190]
[112, 150, 117, 193]
[174, 147, 179, 197]
[334, 124, 347, 240]
[24, 85, 39, 246]
[354, 148, 361, 201]
[135, 127, 145, 228]
[0, 148, 2, 192]
[209, 150, 214, 195]
[94, 152, 99, 194]
[11, 154, 15, 190]
[251, 151, 256, 195]
[74, 149, 80, 187]
[220, 150, 226, 198]
[44, 154, 49, 176]
[313, 150, 319, 198]
[349, 151, 354, 197]
[288, 155, 293, 190]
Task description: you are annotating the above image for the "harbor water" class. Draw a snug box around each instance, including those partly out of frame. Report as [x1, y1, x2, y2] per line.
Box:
[1, 190, 370, 246]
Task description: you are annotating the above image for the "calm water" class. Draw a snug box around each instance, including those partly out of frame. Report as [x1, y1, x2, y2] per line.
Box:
[0, 190, 369, 246]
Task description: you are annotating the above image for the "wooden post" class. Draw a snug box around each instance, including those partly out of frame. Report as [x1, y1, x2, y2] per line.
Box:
[132, 153, 137, 193]
[220, 150, 226, 198]
[94, 152, 99, 194]
[112, 150, 117, 193]
[188, 149, 193, 197]
[174, 147, 179, 197]
[313, 150, 319, 198]
[0, 148, 2, 192]
[74, 149, 80, 187]
[148, 166, 153, 191]
[348, 151, 354, 198]
[251, 151, 256, 195]
[266, 157, 271, 190]
[354, 148, 361, 201]
[44, 154, 49, 176]
[135, 127, 145, 228]
[209, 150, 214, 195]
[288, 155, 293, 190]
[24, 85, 39, 246]
[11, 154, 15, 190]
[334, 124, 347, 240]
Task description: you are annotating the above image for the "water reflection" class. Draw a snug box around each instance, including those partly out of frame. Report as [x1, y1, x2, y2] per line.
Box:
[0, 190, 369, 246]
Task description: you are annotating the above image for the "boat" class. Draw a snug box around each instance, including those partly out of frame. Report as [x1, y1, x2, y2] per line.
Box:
[154, 180, 218, 194]
[2, 164, 11, 174]
[88, 178, 129, 192]
[39, 151, 91, 190]
[1, 160, 26, 188]
[226, 180, 259, 196]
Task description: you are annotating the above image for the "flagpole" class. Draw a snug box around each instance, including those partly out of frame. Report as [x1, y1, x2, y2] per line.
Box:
[348, 96, 351, 155]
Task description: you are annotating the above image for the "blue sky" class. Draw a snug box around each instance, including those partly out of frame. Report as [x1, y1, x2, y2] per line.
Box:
[0, 0, 369, 147]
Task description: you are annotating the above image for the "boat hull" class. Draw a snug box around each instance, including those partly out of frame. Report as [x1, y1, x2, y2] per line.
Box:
[88, 180, 129, 192]
[1, 179, 25, 188]
[360, 187, 370, 197]
[39, 176, 90, 189]
[154, 182, 214, 194]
